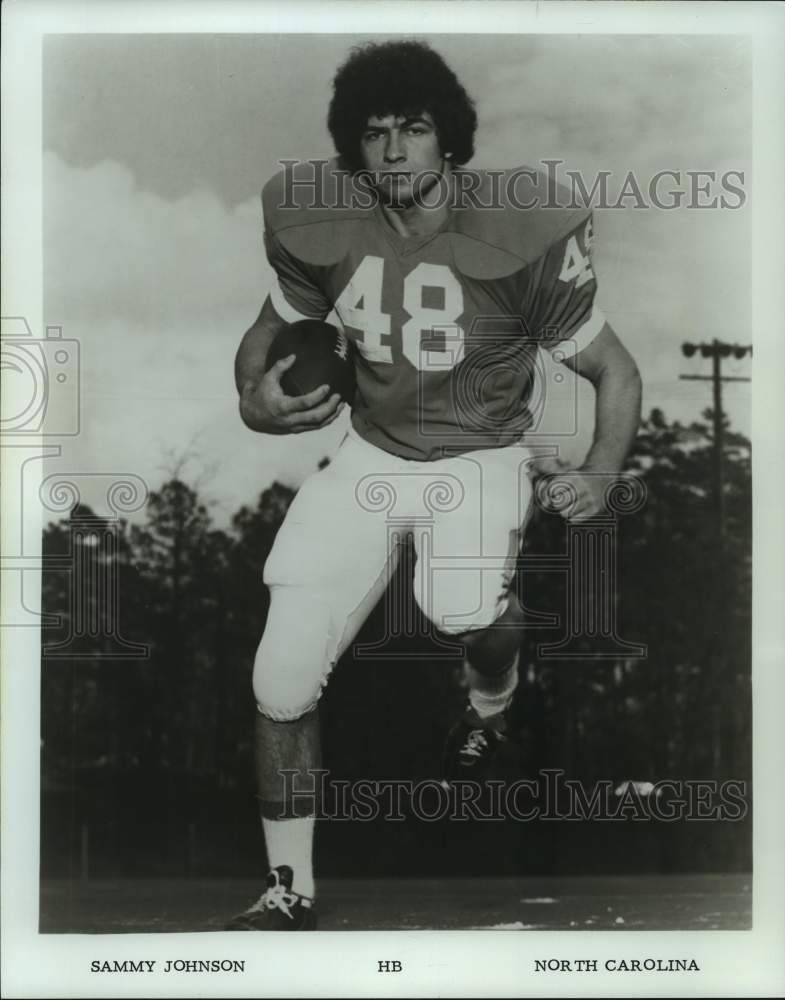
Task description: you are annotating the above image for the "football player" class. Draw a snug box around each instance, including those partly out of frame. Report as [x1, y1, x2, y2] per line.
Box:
[227, 40, 641, 929]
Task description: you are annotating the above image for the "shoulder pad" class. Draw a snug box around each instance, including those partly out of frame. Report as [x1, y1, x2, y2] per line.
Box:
[262, 158, 372, 266]
[448, 166, 590, 279]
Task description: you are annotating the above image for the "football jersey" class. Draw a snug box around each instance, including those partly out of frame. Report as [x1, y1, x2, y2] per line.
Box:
[262, 160, 605, 461]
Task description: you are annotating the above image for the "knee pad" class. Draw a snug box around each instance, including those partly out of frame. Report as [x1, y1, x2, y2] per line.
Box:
[461, 592, 525, 676]
[253, 587, 334, 722]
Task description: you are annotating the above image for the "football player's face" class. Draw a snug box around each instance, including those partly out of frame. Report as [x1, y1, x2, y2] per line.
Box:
[359, 112, 446, 206]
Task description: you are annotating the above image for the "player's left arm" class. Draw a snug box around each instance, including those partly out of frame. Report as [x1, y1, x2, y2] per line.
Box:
[557, 323, 642, 518]
[527, 212, 642, 519]
[563, 321, 642, 471]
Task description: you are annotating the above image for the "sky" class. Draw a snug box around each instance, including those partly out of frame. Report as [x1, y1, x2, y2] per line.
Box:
[41, 33, 752, 525]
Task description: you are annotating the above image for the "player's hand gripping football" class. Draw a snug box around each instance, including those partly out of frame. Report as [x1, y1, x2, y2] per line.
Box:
[533, 457, 613, 521]
[241, 354, 344, 435]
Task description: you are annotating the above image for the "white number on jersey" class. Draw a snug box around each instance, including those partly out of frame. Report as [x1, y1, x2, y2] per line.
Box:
[333, 255, 392, 363]
[402, 262, 465, 370]
[334, 255, 465, 371]
[558, 226, 594, 289]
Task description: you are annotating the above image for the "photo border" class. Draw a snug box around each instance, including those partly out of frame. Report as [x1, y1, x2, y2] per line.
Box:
[2, 1, 784, 996]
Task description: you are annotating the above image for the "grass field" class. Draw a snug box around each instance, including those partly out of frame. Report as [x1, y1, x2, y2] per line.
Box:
[40, 874, 751, 932]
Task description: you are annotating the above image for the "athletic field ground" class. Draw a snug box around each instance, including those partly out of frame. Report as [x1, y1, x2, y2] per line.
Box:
[40, 874, 751, 932]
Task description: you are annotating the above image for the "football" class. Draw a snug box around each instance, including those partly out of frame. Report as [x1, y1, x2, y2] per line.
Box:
[265, 319, 355, 404]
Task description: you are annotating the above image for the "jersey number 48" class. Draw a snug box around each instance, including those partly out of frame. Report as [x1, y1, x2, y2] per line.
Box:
[334, 256, 465, 371]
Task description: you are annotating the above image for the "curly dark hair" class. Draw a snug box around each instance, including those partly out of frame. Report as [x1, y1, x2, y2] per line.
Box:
[327, 40, 477, 172]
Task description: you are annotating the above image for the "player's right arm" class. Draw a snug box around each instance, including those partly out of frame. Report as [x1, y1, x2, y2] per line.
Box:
[235, 297, 343, 434]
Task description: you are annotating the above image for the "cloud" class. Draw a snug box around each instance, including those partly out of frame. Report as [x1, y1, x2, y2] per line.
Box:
[44, 152, 265, 328]
[43, 152, 348, 523]
[474, 35, 750, 175]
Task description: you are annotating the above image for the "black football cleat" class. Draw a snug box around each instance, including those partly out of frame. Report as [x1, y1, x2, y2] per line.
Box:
[441, 704, 511, 785]
[225, 865, 317, 931]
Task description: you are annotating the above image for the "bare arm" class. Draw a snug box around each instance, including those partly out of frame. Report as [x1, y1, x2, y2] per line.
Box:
[235, 297, 343, 434]
[234, 296, 286, 396]
[562, 322, 642, 474]
[539, 324, 641, 520]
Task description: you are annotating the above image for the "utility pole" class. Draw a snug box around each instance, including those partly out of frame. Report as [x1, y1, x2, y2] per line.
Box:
[680, 340, 751, 540]
[679, 339, 751, 775]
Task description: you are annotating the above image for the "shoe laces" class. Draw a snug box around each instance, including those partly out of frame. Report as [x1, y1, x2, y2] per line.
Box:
[461, 729, 489, 758]
[247, 873, 298, 920]
[461, 726, 508, 759]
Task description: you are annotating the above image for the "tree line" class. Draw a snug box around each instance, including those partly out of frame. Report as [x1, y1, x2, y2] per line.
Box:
[40, 408, 751, 877]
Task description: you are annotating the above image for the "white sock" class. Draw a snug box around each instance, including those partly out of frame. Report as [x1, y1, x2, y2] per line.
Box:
[467, 654, 519, 719]
[262, 816, 315, 900]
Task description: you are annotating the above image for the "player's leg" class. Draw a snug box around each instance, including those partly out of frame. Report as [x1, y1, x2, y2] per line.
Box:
[250, 587, 332, 919]
[250, 571, 393, 906]
[411, 445, 532, 778]
[227, 437, 399, 929]
[460, 589, 525, 721]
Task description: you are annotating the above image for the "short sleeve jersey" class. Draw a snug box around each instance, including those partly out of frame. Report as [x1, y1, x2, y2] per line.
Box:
[262, 160, 605, 461]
